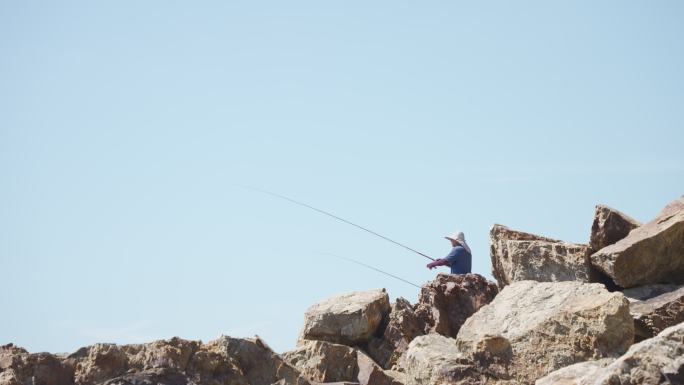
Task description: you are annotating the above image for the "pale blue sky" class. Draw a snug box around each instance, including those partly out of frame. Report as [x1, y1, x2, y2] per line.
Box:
[1, 1, 683, 354]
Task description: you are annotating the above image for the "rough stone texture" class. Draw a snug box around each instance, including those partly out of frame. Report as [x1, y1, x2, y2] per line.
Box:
[589, 205, 641, 252]
[0, 336, 307, 385]
[630, 285, 684, 341]
[490, 224, 592, 288]
[72, 344, 128, 385]
[0, 344, 74, 385]
[414, 273, 498, 339]
[220, 336, 310, 385]
[282, 340, 402, 385]
[534, 359, 613, 385]
[367, 297, 425, 370]
[536, 322, 684, 385]
[400, 334, 510, 385]
[300, 289, 390, 346]
[591, 196, 684, 288]
[455, 281, 634, 384]
[623, 283, 681, 302]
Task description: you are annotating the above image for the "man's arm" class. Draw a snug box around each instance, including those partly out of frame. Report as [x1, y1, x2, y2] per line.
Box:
[426, 247, 459, 270]
[426, 258, 450, 270]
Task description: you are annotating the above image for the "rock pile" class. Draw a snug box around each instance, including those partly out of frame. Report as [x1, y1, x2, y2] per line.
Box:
[2, 196, 683, 385]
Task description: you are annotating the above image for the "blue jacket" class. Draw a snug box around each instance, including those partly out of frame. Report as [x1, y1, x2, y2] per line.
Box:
[444, 245, 471, 274]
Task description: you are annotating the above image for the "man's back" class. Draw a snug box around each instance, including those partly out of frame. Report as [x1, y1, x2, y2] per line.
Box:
[444, 245, 472, 274]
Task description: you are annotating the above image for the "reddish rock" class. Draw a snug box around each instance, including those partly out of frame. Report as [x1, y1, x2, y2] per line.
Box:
[414, 273, 498, 339]
[589, 205, 641, 251]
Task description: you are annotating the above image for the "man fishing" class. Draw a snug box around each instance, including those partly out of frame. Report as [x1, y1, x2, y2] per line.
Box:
[426, 231, 472, 274]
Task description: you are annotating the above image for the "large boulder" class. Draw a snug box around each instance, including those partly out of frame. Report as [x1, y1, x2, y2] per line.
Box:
[589, 205, 641, 251]
[490, 224, 592, 288]
[536, 322, 684, 385]
[623, 283, 681, 301]
[414, 273, 498, 339]
[367, 298, 425, 370]
[399, 334, 510, 385]
[630, 285, 684, 341]
[300, 289, 390, 346]
[219, 336, 310, 385]
[591, 196, 684, 288]
[455, 281, 634, 384]
[282, 340, 403, 385]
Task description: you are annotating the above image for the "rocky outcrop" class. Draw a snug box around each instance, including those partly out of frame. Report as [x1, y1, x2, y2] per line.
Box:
[282, 340, 402, 385]
[455, 280, 634, 384]
[536, 322, 684, 385]
[300, 289, 390, 346]
[591, 196, 684, 288]
[366, 298, 425, 370]
[630, 285, 684, 341]
[589, 205, 641, 251]
[400, 334, 486, 385]
[0, 336, 310, 385]
[414, 273, 498, 339]
[490, 224, 592, 287]
[0, 344, 74, 385]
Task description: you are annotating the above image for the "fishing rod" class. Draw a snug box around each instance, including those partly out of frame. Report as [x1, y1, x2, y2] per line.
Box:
[322, 252, 422, 289]
[239, 185, 435, 261]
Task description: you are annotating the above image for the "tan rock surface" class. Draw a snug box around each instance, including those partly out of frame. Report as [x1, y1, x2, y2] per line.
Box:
[456, 281, 634, 384]
[536, 322, 684, 385]
[367, 298, 425, 370]
[490, 225, 592, 288]
[300, 289, 390, 345]
[591, 196, 684, 288]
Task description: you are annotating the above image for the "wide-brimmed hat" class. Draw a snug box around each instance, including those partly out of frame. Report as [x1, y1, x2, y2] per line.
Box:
[445, 230, 471, 254]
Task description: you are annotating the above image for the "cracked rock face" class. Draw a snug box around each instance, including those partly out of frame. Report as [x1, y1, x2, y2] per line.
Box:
[281, 340, 403, 385]
[299, 289, 391, 346]
[367, 297, 425, 370]
[0, 336, 309, 385]
[589, 204, 641, 252]
[537, 322, 684, 385]
[455, 281, 634, 384]
[630, 285, 684, 342]
[490, 224, 592, 288]
[414, 273, 498, 339]
[591, 196, 684, 288]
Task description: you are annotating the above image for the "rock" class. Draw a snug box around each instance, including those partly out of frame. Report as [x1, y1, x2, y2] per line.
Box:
[623, 283, 681, 301]
[534, 359, 613, 385]
[489, 224, 592, 288]
[589, 205, 641, 251]
[101, 368, 189, 385]
[282, 340, 403, 385]
[300, 289, 390, 346]
[0, 344, 74, 385]
[630, 285, 684, 341]
[121, 337, 199, 372]
[220, 336, 311, 385]
[400, 334, 503, 385]
[414, 274, 498, 339]
[282, 340, 357, 383]
[455, 281, 634, 384]
[366, 298, 425, 370]
[536, 322, 684, 385]
[184, 339, 248, 385]
[72, 343, 128, 385]
[591, 196, 684, 288]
